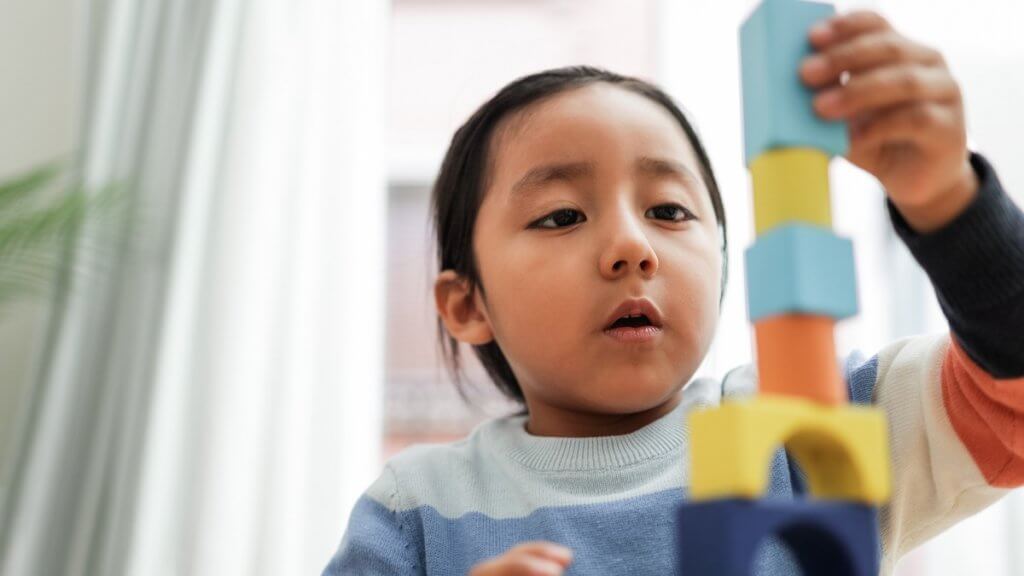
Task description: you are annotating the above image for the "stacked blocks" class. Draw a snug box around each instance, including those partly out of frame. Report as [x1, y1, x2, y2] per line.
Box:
[740, 0, 848, 164]
[755, 315, 842, 403]
[688, 398, 890, 504]
[676, 0, 893, 573]
[750, 148, 832, 234]
[677, 500, 879, 576]
[745, 224, 858, 324]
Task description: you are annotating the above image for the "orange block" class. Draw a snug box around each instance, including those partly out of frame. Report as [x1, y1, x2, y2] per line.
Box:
[754, 314, 846, 405]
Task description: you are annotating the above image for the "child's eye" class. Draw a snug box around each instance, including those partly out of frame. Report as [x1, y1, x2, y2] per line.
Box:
[529, 204, 695, 229]
[646, 204, 696, 222]
[531, 208, 586, 229]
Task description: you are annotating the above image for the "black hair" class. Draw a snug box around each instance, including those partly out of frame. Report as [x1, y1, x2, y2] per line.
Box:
[429, 65, 728, 410]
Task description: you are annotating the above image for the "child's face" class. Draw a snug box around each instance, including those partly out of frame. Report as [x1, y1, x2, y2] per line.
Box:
[449, 84, 722, 432]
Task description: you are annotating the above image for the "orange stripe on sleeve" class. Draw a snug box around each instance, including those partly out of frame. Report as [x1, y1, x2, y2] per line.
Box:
[941, 332, 1024, 487]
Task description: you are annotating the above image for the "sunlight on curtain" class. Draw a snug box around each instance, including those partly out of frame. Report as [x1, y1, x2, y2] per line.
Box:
[129, 1, 390, 575]
[1, 1, 233, 574]
[0, 0, 389, 574]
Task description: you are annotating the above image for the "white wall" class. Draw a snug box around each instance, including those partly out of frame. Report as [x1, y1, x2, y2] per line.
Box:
[389, 0, 659, 184]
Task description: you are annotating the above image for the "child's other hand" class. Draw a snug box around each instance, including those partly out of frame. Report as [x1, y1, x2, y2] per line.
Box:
[800, 10, 979, 234]
[468, 541, 574, 576]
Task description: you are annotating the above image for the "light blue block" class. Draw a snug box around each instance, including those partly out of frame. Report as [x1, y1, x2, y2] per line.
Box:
[740, 0, 848, 164]
[745, 223, 858, 321]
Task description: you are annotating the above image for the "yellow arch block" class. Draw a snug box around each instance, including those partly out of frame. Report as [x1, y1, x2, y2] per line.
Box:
[750, 148, 832, 235]
[689, 396, 891, 504]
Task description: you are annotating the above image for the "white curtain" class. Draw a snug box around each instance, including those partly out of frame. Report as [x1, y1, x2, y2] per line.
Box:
[0, 0, 389, 574]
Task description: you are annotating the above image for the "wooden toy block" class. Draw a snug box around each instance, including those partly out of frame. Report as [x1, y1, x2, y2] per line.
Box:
[740, 0, 848, 164]
[676, 498, 880, 576]
[745, 223, 858, 322]
[688, 396, 891, 504]
[754, 313, 846, 404]
[750, 147, 832, 235]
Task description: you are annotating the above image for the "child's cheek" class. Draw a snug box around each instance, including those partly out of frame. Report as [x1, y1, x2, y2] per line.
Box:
[491, 242, 594, 359]
[657, 236, 722, 349]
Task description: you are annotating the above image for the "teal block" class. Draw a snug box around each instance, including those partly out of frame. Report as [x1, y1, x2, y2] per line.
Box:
[745, 223, 858, 321]
[740, 0, 848, 164]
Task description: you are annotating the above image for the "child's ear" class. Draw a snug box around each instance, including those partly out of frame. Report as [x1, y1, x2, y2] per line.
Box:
[434, 270, 494, 345]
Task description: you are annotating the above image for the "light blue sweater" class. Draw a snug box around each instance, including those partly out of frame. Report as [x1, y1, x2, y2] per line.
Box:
[321, 336, 998, 576]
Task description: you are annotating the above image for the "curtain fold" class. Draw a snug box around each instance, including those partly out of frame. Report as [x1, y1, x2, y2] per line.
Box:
[1, 1, 228, 574]
[0, 0, 389, 574]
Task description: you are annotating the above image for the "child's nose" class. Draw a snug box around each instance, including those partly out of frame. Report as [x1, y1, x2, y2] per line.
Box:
[599, 216, 659, 280]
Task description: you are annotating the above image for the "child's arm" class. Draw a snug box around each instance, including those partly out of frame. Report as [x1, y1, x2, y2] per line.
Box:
[800, 9, 1024, 568]
[320, 465, 423, 575]
[844, 149, 1024, 567]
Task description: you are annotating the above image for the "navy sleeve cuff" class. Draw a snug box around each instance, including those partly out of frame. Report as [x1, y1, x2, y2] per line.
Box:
[886, 151, 1024, 378]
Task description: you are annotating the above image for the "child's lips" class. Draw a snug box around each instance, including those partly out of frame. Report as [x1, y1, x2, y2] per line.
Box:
[603, 297, 664, 330]
[602, 325, 662, 344]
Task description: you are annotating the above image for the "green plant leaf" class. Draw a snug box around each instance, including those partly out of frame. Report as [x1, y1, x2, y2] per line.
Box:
[0, 193, 88, 262]
[0, 161, 126, 313]
[0, 160, 65, 216]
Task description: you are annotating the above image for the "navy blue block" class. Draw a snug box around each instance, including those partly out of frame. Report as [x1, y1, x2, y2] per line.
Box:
[676, 498, 880, 575]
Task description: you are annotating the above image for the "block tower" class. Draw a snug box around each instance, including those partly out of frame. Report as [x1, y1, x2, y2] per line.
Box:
[675, 0, 893, 574]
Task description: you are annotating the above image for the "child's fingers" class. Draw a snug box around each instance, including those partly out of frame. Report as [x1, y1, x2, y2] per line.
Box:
[809, 9, 892, 49]
[509, 542, 574, 566]
[468, 542, 573, 576]
[801, 31, 945, 88]
[470, 556, 566, 576]
[507, 556, 569, 576]
[849, 101, 957, 149]
[812, 65, 959, 120]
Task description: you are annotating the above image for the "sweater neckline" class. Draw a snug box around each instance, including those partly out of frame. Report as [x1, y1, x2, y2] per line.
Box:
[483, 391, 699, 472]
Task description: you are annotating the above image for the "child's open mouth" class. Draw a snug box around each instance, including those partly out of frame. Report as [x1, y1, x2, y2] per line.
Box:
[603, 314, 662, 343]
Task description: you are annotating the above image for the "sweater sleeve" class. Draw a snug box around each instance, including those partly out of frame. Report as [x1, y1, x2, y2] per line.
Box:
[886, 151, 1024, 378]
[885, 151, 1024, 487]
[844, 151, 1024, 574]
[321, 464, 423, 576]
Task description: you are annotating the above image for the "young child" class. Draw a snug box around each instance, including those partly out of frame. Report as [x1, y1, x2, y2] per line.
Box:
[323, 10, 1024, 576]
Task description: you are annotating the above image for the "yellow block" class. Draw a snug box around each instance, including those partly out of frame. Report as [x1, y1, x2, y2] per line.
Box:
[689, 396, 890, 504]
[750, 148, 832, 235]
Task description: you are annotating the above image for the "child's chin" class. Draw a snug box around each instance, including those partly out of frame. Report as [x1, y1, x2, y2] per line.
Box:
[584, 379, 677, 411]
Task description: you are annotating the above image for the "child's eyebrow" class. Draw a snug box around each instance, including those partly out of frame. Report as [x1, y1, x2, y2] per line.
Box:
[510, 156, 701, 200]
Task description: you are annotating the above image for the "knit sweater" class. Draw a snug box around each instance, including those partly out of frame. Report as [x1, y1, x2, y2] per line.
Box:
[323, 152, 1024, 575]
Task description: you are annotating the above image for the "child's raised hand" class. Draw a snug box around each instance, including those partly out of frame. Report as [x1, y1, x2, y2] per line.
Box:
[468, 541, 574, 576]
[800, 10, 979, 234]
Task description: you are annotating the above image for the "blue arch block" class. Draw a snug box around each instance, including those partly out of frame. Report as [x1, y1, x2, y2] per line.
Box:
[740, 0, 848, 164]
[676, 498, 880, 576]
[745, 223, 858, 322]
